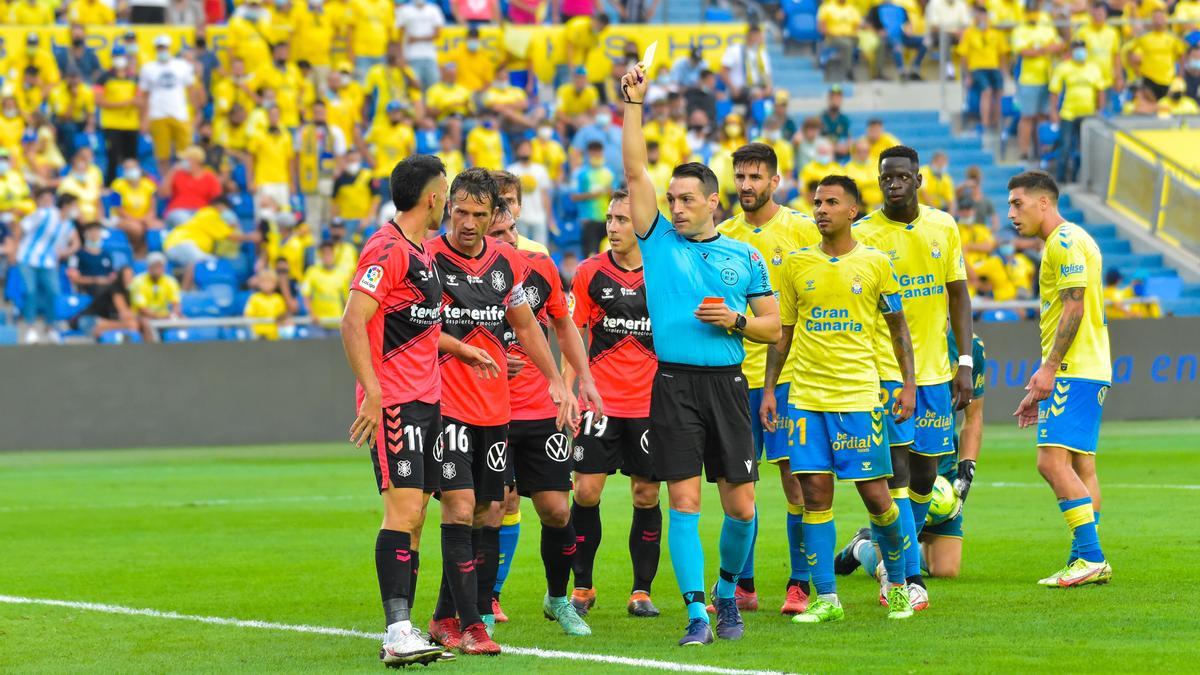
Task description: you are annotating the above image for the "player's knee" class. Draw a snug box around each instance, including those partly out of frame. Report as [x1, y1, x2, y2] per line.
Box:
[631, 479, 660, 508]
[440, 491, 475, 525]
[928, 557, 960, 579]
[573, 476, 603, 506]
[667, 488, 701, 513]
[539, 504, 570, 528]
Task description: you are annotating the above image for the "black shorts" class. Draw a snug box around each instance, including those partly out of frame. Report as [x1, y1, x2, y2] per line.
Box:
[648, 362, 758, 484]
[371, 401, 441, 493]
[511, 418, 574, 496]
[574, 412, 655, 479]
[438, 416, 509, 503]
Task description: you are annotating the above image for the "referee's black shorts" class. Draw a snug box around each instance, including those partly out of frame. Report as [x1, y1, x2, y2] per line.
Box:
[648, 362, 758, 484]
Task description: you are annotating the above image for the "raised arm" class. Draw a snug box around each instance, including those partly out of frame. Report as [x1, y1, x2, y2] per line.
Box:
[619, 65, 660, 236]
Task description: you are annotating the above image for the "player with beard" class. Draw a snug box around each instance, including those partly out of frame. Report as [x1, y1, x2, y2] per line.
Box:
[425, 168, 579, 655]
[714, 142, 820, 616]
[485, 192, 605, 636]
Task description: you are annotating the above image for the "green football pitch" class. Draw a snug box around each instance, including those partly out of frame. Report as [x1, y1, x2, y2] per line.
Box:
[3, 420, 1198, 673]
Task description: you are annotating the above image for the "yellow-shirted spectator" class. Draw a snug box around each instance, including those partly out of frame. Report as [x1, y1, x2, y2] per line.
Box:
[245, 271, 290, 340]
[267, 0, 298, 44]
[247, 108, 295, 211]
[130, 253, 181, 340]
[365, 103, 416, 182]
[363, 44, 423, 129]
[1160, 78, 1200, 114]
[212, 59, 257, 126]
[110, 158, 162, 256]
[325, 63, 365, 142]
[1012, 12, 1061, 157]
[229, 1, 275, 78]
[447, 27, 503, 92]
[348, 0, 391, 73]
[0, 148, 33, 218]
[644, 140, 673, 215]
[8, 0, 54, 24]
[756, 126, 796, 182]
[0, 96, 25, 167]
[10, 34, 60, 88]
[13, 67, 47, 118]
[863, 119, 902, 165]
[164, 200, 259, 284]
[1175, 0, 1200, 33]
[438, 134, 465, 186]
[326, 219, 359, 278]
[466, 111, 506, 170]
[1124, 10, 1187, 97]
[959, 8, 1008, 129]
[426, 63, 475, 121]
[986, 0, 1023, 27]
[958, 220, 996, 267]
[292, 2, 338, 69]
[643, 99, 690, 169]
[302, 242, 349, 329]
[58, 152, 104, 222]
[719, 113, 749, 155]
[798, 139, 842, 192]
[817, 0, 862, 82]
[919, 151, 955, 212]
[563, 14, 608, 74]
[531, 123, 567, 182]
[842, 139, 880, 209]
[482, 69, 530, 126]
[1049, 42, 1105, 182]
[256, 44, 306, 128]
[1077, 5, 1123, 90]
[66, 0, 114, 24]
[331, 149, 378, 227]
[556, 67, 599, 128]
[787, 178, 818, 217]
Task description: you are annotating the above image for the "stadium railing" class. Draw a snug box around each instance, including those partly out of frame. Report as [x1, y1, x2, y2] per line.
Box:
[1081, 116, 1200, 259]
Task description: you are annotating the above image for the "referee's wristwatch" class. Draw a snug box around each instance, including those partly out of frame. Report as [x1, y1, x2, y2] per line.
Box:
[732, 313, 747, 333]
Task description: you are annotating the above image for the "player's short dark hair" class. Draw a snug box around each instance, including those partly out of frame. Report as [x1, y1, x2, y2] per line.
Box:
[817, 174, 861, 205]
[1008, 170, 1059, 201]
[390, 154, 446, 212]
[879, 145, 920, 170]
[450, 167, 499, 210]
[671, 162, 720, 196]
[731, 142, 778, 177]
[491, 170, 521, 206]
[611, 188, 630, 203]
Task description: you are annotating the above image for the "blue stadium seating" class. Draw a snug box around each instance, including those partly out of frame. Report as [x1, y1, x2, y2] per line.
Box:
[193, 259, 238, 289]
[181, 291, 222, 318]
[146, 229, 164, 253]
[97, 329, 143, 344]
[55, 294, 91, 321]
[161, 326, 223, 342]
[0, 325, 18, 345]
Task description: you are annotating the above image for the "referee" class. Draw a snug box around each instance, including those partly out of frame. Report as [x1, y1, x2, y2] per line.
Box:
[621, 64, 782, 646]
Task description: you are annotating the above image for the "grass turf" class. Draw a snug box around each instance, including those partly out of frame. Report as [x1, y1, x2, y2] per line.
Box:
[2, 420, 1198, 673]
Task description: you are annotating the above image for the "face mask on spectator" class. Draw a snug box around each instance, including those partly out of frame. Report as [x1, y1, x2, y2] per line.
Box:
[72, 37, 85, 48]
[346, 161, 362, 174]
[64, 207, 80, 221]
[1189, 59, 1200, 71]
[222, 208, 238, 223]
[1072, 47, 1087, 62]
[1170, 91, 1183, 101]
[765, 129, 781, 142]
[85, 234, 103, 250]
[126, 167, 142, 182]
[537, 126, 553, 140]
[933, 163, 947, 176]
[73, 167, 88, 181]
[261, 208, 277, 222]
[594, 112, 611, 128]
[998, 243, 1015, 257]
[156, 48, 169, 63]
[816, 152, 833, 164]
[126, 42, 139, 54]
[113, 56, 128, 69]
[414, 0, 426, 5]
[466, 39, 480, 52]
[0, 159, 9, 173]
[725, 123, 743, 138]
[3, 106, 17, 118]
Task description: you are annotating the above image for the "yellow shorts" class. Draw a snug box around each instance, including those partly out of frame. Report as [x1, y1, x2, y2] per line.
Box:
[149, 118, 192, 161]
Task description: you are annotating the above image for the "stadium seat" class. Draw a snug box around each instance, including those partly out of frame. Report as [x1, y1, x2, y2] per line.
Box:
[704, 6, 735, 21]
[206, 283, 237, 315]
[979, 309, 1021, 322]
[161, 326, 224, 342]
[55, 294, 91, 321]
[782, 0, 819, 17]
[221, 325, 251, 341]
[1145, 276, 1184, 302]
[145, 229, 164, 253]
[181, 291, 222, 318]
[193, 259, 238, 289]
[0, 325, 17, 345]
[784, 12, 820, 49]
[97, 329, 143, 344]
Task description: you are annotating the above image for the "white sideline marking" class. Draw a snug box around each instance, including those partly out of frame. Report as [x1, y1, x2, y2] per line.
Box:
[0, 595, 792, 675]
[0, 494, 362, 513]
[984, 482, 1200, 490]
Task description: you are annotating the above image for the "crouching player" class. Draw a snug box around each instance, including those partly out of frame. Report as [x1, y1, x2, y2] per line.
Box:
[760, 175, 918, 623]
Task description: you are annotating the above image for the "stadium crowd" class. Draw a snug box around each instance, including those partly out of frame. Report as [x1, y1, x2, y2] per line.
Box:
[0, 0, 1178, 344]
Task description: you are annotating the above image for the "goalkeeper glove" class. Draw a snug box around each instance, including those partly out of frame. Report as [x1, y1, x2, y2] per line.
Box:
[953, 459, 976, 503]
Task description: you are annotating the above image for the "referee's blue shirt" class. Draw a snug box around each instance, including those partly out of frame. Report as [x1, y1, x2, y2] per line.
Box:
[637, 212, 774, 367]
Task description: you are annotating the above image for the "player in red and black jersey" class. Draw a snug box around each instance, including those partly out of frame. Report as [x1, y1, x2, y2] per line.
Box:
[564, 190, 664, 619]
[342, 155, 498, 666]
[485, 183, 604, 635]
[425, 168, 578, 653]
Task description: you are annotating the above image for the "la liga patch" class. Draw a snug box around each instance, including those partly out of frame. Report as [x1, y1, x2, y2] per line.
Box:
[359, 265, 383, 292]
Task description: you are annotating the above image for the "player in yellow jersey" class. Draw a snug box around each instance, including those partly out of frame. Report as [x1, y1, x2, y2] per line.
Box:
[716, 142, 821, 616]
[852, 145, 973, 611]
[1008, 171, 1112, 588]
[761, 174, 917, 623]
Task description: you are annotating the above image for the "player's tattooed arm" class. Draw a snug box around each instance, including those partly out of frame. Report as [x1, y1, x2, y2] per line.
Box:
[883, 310, 917, 423]
[759, 325, 794, 432]
[1046, 286, 1085, 369]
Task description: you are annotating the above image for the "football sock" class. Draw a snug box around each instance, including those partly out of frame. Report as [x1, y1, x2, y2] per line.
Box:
[786, 502, 808, 584]
[629, 503, 662, 594]
[409, 550, 420, 607]
[869, 502, 905, 584]
[494, 512, 521, 595]
[473, 526, 501, 618]
[541, 522, 577, 598]
[375, 529, 413, 626]
[894, 490, 921, 580]
[736, 508, 758, 593]
[802, 509, 837, 596]
[571, 501, 601, 589]
[717, 514, 755, 599]
[908, 487, 934, 538]
[668, 509, 708, 622]
[438, 523, 481, 628]
[1060, 496, 1104, 563]
[1069, 510, 1099, 564]
[856, 539, 879, 578]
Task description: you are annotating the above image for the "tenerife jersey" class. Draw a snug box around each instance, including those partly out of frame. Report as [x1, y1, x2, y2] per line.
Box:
[505, 249, 570, 421]
[572, 251, 656, 418]
[779, 243, 901, 412]
[350, 223, 443, 407]
[428, 234, 529, 426]
[853, 206, 967, 385]
[718, 206, 821, 389]
[1039, 223, 1111, 383]
[636, 212, 774, 367]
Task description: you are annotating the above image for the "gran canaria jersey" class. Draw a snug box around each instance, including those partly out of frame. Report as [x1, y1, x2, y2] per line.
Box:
[779, 243, 901, 412]
[853, 206, 967, 385]
[1039, 223, 1111, 383]
[718, 206, 821, 389]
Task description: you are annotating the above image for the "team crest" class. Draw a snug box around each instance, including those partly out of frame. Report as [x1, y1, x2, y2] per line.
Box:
[397, 460, 412, 478]
[851, 275, 863, 295]
[573, 445, 585, 462]
[771, 247, 783, 266]
[525, 285, 542, 309]
[930, 241, 942, 259]
[490, 270, 507, 292]
[442, 462, 456, 479]
[359, 265, 383, 292]
[720, 268, 739, 285]
[567, 292, 577, 316]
